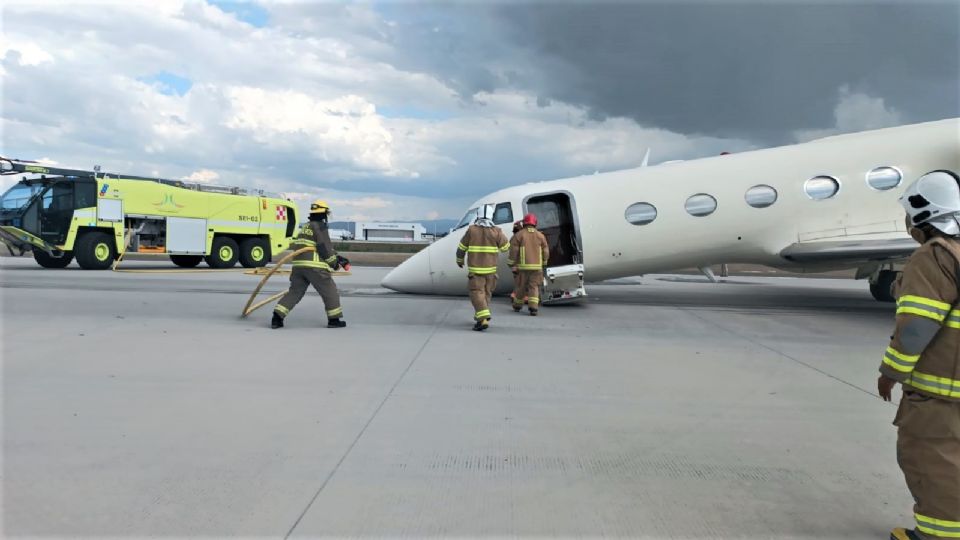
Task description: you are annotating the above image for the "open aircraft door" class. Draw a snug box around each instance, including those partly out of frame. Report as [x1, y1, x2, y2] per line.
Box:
[524, 192, 586, 304]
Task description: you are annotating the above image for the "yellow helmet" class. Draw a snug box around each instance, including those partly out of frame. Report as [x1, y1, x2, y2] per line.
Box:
[310, 199, 330, 215]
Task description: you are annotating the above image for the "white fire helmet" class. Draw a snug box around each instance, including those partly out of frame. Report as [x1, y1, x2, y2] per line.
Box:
[900, 170, 960, 236]
[478, 204, 496, 221]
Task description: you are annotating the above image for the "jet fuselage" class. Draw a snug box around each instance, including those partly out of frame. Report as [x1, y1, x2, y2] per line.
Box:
[382, 119, 960, 296]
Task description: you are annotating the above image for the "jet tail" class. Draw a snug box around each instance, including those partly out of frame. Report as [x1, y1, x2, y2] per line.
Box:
[640, 148, 651, 167]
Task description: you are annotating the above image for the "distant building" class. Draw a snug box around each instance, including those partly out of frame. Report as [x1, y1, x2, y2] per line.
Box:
[328, 228, 354, 241]
[356, 222, 426, 242]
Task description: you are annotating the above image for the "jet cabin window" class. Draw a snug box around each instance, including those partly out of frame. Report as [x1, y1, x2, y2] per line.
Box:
[455, 207, 478, 230]
[867, 166, 902, 191]
[492, 203, 513, 225]
[685, 194, 717, 217]
[625, 202, 657, 226]
[804, 176, 840, 200]
[745, 185, 778, 208]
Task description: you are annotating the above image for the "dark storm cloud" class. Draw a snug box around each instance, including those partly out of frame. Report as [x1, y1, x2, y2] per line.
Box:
[384, 1, 960, 144]
[376, 4, 517, 99]
[504, 1, 960, 141]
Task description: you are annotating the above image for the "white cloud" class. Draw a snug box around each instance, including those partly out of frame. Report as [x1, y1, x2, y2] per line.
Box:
[0, 0, 756, 220]
[833, 89, 902, 131]
[223, 88, 414, 177]
[181, 169, 219, 183]
[794, 86, 902, 142]
[0, 40, 54, 66]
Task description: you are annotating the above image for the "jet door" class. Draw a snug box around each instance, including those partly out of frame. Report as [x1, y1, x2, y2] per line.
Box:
[524, 192, 586, 303]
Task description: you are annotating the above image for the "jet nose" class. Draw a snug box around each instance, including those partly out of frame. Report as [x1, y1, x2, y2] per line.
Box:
[381, 246, 434, 294]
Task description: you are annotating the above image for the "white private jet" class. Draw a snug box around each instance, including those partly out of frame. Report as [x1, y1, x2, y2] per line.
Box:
[381, 118, 960, 303]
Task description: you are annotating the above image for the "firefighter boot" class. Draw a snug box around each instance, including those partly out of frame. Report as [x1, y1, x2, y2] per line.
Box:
[271, 312, 284, 329]
[890, 528, 925, 540]
[473, 319, 490, 332]
[327, 318, 347, 328]
[529, 308, 539, 316]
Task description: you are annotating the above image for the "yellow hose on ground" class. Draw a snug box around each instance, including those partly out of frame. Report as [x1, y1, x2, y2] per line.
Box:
[107, 239, 349, 316]
[240, 246, 351, 318]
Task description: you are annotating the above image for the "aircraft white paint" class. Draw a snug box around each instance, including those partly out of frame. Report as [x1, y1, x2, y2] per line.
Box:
[382, 118, 960, 302]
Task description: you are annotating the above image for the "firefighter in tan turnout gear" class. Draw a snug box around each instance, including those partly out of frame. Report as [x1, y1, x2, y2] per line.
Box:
[877, 171, 960, 540]
[510, 220, 524, 305]
[456, 204, 510, 331]
[508, 213, 549, 316]
[271, 200, 348, 329]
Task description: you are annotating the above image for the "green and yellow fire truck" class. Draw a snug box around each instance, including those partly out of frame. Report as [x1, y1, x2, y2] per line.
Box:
[0, 158, 299, 269]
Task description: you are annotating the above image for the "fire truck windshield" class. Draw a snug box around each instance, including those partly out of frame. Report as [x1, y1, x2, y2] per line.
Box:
[0, 183, 43, 210]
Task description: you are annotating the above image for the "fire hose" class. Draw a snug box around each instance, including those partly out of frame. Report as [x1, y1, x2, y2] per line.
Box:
[241, 246, 351, 318]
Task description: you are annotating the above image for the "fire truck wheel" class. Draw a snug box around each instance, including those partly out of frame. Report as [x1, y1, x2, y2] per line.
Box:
[75, 231, 116, 270]
[170, 255, 203, 268]
[206, 236, 239, 268]
[239, 237, 271, 268]
[33, 249, 74, 268]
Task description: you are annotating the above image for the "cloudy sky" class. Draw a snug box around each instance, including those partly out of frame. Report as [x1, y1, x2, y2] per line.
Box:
[1, 0, 957, 221]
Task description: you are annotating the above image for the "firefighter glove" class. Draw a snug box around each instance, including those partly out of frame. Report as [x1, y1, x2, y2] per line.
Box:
[878, 375, 897, 402]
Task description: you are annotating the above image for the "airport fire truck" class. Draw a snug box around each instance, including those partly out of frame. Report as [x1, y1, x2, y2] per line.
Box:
[0, 158, 298, 269]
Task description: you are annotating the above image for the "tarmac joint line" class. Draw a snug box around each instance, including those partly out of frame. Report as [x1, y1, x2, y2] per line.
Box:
[282, 300, 455, 539]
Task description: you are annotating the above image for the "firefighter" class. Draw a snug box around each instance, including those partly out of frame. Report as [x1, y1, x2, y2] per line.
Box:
[271, 199, 348, 329]
[508, 213, 549, 316]
[510, 220, 524, 305]
[455, 204, 510, 331]
[877, 170, 960, 540]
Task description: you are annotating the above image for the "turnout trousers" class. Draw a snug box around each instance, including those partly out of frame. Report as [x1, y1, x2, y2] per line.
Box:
[894, 391, 960, 539]
[511, 271, 523, 303]
[468, 273, 497, 321]
[274, 267, 343, 320]
[512, 270, 543, 311]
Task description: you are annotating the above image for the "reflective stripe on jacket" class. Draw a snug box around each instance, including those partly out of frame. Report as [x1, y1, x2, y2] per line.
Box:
[291, 221, 338, 271]
[456, 224, 509, 275]
[880, 237, 960, 401]
[508, 227, 550, 270]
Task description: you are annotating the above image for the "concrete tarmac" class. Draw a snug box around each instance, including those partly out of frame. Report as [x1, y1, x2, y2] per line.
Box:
[1, 258, 911, 538]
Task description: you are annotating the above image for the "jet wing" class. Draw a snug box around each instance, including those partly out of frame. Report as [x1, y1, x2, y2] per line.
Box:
[779, 237, 918, 265]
